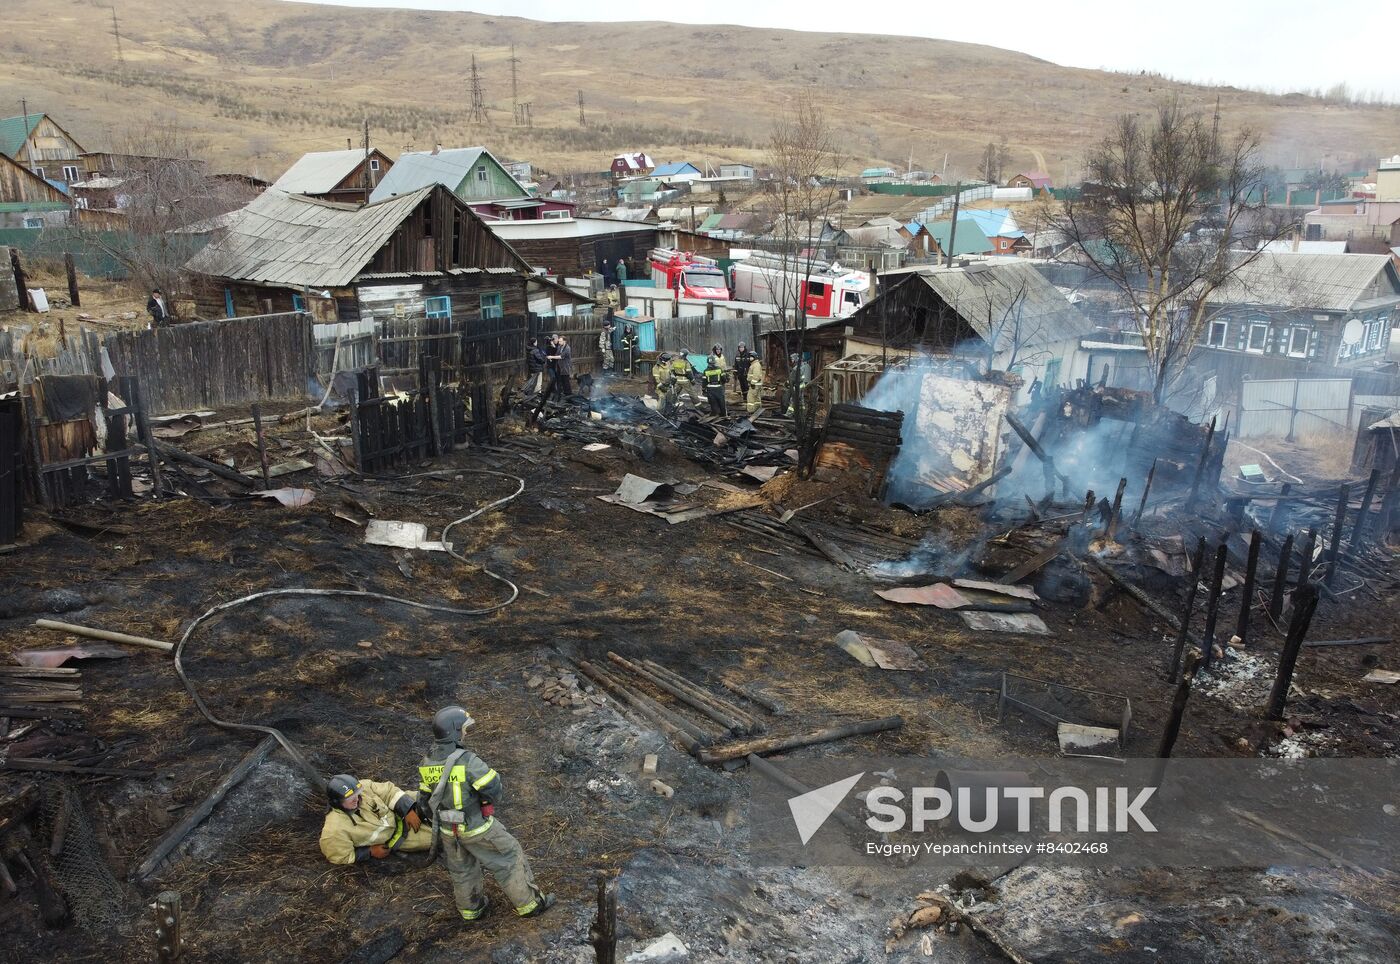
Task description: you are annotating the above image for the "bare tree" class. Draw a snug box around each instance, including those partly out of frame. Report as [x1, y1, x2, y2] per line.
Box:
[63, 117, 257, 320]
[762, 91, 843, 428]
[976, 138, 1012, 184]
[1051, 99, 1290, 403]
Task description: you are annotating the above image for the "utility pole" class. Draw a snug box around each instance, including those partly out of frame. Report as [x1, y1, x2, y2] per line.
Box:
[509, 45, 521, 125]
[467, 55, 488, 126]
[20, 99, 35, 173]
[578, 90, 586, 127]
[944, 184, 962, 268]
[111, 6, 124, 65]
[362, 119, 370, 195]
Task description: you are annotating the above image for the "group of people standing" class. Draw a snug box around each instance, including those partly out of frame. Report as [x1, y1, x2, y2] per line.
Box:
[652, 341, 764, 418]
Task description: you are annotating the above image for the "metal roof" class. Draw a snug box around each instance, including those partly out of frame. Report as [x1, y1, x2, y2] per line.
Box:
[926, 219, 993, 256]
[913, 260, 1097, 351]
[957, 207, 1023, 239]
[486, 217, 657, 240]
[271, 150, 372, 194]
[370, 147, 526, 203]
[1208, 253, 1400, 312]
[1257, 240, 1349, 255]
[0, 113, 41, 159]
[650, 162, 700, 177]
[183, 187, 437, 288]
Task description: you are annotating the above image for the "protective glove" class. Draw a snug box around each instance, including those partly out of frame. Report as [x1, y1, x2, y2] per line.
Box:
[480, 803, 495, 819]
[404, 809, 422, 832]
[369, 845, 391, 859]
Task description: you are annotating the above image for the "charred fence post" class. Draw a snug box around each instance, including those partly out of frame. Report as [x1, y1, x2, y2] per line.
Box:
[1131, 458, 1158, 528]
[63, 253, 80, 308]
[1294, 528, 1318, 594]
[1266, 583, 1320, 720]
[589, 872, 618, 964]
[1168, 537, 1208, 683]
[250, 404, 271, 490]
[1187, 415, 1218, 509]
[1197, 543, 1229, 672]
[1157, 653, 1201, 758]
[1266, 482, 1292, 533]
[1324, 482, 1350, 587]
[1268, 532, 1293, 624]
[1350, 467, 1381, 551]
[153, 890, 181, 962]
[1104, 477, 1127, 542]
[1234, 529, 1262, 649]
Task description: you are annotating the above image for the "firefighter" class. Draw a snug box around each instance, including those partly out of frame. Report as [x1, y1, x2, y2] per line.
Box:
[784, 352, 811, 417]
[745, 352, 765, 415]
[598, 319, 616, 374]
[703, 354, 728, 416]
[668, 351, 693, 413]
[654, 352, 674, 414]
[418, 705, 553, 922]
[712, 343, 729, 379]
[319, 774, 432, 866]
[734, 342, 755, 398]
[621, 325, 638, 375]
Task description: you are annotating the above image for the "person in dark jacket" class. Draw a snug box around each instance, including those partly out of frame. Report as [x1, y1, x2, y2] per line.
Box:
[548, 334, 573, 397]
[146, 289, 169, 328]
[703, 354, 728, 416]
[734, 343, 755, 398]
[525, 337, 548, 396]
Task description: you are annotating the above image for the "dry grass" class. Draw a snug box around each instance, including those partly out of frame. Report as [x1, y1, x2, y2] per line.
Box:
[4, 0, 1397, 177]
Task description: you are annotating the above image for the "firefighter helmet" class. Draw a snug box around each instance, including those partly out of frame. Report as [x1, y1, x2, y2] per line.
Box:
[326, 774, 361, 809]
[432, 705, 476, 741]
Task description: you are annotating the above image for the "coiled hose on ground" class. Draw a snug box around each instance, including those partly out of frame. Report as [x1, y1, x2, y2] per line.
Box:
[171, 470, 526, 786]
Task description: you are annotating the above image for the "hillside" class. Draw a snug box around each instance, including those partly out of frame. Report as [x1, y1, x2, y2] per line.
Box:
[4, 0, 1398, 180]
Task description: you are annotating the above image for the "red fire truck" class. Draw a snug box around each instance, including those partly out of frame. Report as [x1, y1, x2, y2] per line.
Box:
[648, 248, 731, 300]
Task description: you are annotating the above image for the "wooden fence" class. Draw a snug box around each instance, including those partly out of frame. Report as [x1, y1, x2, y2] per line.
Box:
[105, 312, 315, 415]
[349, 361, 473, 472]
[530, 312, 603, 378]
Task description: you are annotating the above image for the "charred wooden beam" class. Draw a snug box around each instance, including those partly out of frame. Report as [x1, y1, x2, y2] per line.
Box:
[1266, 583, 1320, 720]
[694, 716, 904, 765]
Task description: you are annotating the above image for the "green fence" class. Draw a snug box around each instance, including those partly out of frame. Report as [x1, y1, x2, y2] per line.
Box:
[867, 183, 962, 198]
[0, 229, 209, 280]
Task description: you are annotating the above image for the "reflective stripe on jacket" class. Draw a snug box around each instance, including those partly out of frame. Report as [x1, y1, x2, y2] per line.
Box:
[704, 367, 725, 388]
[319, 779, 425, 865]
[419, 741, 502, 840]
[747, 359, 764, 388]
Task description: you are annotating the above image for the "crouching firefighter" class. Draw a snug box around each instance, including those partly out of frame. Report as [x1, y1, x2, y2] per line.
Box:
[319, 774, 433, 865]
[419, 705, 555, 922]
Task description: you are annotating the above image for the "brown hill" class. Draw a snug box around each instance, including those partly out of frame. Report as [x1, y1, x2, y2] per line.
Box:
[4, 0, 1397, 180]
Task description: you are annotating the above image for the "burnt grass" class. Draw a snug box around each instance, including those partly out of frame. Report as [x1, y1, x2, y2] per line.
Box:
[1, 419, 1398, 962]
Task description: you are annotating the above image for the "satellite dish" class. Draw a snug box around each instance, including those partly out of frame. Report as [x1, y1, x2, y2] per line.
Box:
[1342, 318, 1364, 346]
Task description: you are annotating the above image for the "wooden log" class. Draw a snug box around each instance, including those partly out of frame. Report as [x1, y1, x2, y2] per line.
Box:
[719, 678, 785, 715]
[1197, 543, 1229, 671]
[1294, 528, 1318, 593]
[746, 753, 864, 831]
[132, 735, 278, 881]
[784, 518, 861, 571]
[694, 715, 904, 764]
[2, 759, 151, 778]
[998, 535, 1069, 585]
[641, 660, 763, 735]
[1266, 583, 1319, 720]
[575, 660, 704, 753]
[608, 652, 748, 735]
[1086, 556, 1182, 633]
[64, 253, 80, 308]
[1268, 532, 1293, 623]
[35, 618, 174, 653]
[153, 890, 181, 963]
[155, 442, 258, 488]
[588, 873, 618, 964]
[1104, 477, 1128, 541]
[1169, 537, 1207, 683]
[1303, 636, 1392, 648]
[48, 790, 70, 858]
[251, 404, 271, 490]
[1234, 530, 1262, 649]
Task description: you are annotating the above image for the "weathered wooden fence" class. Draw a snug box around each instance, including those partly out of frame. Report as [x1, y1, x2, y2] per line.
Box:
[349, 361, 473, 472]
[653, 314, 769, 357]
[105, 312, 315, 415]
[529, 312, 603, 378]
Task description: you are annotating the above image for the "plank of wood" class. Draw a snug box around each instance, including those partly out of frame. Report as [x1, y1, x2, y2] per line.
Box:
[997, 535, 1069, 585]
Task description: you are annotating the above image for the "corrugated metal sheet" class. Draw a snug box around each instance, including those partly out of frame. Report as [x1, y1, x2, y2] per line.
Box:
[1210, 253, 1398, 312]
[271, 150, 370, 194]
[184, 187, 434, 288]
[1239, 377, 1352, 438]
[915, 261, 1096, 350]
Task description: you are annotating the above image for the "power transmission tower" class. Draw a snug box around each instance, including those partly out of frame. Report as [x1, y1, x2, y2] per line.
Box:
[509, 45, 522, 125]
[577, 90, 585, 126]
[468, 54, 489, 126]
[111, 6, 124, 64]
[521, 102, 532, 129]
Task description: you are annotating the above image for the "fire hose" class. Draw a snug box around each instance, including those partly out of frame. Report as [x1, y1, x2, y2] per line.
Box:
[171, 470, 526, 805]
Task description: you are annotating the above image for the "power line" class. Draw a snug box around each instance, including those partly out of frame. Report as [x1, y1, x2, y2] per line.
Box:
[509, 45, 521, 125]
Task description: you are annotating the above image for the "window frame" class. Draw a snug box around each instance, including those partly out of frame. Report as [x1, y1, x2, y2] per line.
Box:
[425, 295, 452, 320]
[1208, 320, 1228, 347]
[1287, 327, 1310, 358]
[1366, 319, 1383, 351]
[475, 165, 488, 183]
[1246, 322, 1269, 353]
[368, 158, 380, 172]
[22, 217, 43, 229]
[62, 164, 80, 182]
[479, 292, 503, 319]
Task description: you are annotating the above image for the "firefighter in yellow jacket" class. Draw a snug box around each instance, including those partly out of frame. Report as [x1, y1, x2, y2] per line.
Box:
[319, 774, 433, 865]
[418, 705, 554, 922]
[745, 354, 765, 415]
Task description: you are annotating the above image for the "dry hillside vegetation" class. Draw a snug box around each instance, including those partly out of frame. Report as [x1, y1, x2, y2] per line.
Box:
[4, 0, 1398, 178]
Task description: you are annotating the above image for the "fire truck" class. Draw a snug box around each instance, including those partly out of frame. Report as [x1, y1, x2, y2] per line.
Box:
[729, 252, 869, 319]
[647, 248, 731, 300]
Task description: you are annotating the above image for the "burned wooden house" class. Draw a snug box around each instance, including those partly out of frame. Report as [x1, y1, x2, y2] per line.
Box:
[183, 184, 591, 376]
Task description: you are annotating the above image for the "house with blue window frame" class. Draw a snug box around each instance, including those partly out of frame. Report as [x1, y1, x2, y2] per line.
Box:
[1197, 252, 1400, 372]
